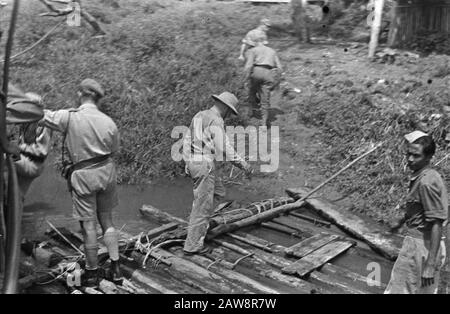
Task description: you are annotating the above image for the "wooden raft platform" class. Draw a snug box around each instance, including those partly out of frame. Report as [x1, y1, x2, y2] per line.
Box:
[18, 192, 399, 294]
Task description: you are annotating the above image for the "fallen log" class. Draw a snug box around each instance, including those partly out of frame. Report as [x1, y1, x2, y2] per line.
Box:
[286, 187, 403, 260]
[171, 247, 280, 294]
[126, 251, 210, 294]
[140, 205, 316, 293]
[121, 264, 177, 294]
[209, 245, 316, 294]
[150, 247, 251, 294]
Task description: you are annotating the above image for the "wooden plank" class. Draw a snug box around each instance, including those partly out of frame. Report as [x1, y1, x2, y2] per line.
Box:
[285, 233, 339, 258]
[282, 240, 355, 277]
[309, 271, 368, 294]
[286, 187, 403, 260]
[321, 263, 387, 292]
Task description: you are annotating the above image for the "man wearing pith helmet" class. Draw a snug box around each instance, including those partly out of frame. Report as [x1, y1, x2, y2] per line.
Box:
[40, 78, 123, 288]
[182, 91, 253, 255]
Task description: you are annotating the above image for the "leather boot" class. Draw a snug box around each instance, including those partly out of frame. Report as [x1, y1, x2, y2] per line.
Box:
[80, 268, 100, 288]
[107, 260, 124, 285]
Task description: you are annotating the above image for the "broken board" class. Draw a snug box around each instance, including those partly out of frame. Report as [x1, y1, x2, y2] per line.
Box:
[285, 233, 339, 258]
[286, 187, 403, 260]
[282, 240, 355, 277]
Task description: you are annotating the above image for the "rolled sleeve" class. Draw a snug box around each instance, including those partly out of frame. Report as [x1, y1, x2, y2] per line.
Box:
[42, 109, 70, 133]
[418, 179, 448, 222]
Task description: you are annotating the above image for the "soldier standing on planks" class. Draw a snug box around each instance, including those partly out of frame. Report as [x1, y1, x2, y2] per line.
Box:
[243, 35, 283, 127]
[386, 131, 448, 294]
[40, 79, 123, 288]
[238, 18, 271, 62]
[182, 92, 253, 255]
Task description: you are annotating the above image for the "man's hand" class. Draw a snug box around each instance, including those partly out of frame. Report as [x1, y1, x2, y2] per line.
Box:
[421, 261, 436, 288]
[238, 55, 245, 62]
[388, 216, 405, 233]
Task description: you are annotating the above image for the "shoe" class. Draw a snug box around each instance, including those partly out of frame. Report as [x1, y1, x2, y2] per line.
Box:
[80, 268, 100, 288]
[183, 247, 210, 256]
[106, 260, 124, 285]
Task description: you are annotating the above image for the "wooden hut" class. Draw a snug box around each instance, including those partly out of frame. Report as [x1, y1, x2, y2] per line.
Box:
[388, 0, 450, 46]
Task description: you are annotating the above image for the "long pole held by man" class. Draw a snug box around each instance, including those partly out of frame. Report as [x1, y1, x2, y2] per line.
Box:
[182, 91, 253, 255]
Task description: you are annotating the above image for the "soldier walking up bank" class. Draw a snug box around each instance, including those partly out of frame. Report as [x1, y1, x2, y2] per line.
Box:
[40, 79, 123, 287]
[244, 36, 283, 127]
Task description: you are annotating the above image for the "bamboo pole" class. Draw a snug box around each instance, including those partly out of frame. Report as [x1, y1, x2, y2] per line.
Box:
[369, 0, 385, 58]
[208, 143, 383, 239]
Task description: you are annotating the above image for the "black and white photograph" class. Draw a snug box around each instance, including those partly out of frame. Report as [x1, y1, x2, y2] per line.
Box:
[0, 0, 449, 300]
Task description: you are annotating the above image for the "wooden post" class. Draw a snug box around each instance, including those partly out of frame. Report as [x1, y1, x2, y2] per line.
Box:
[368, 0, 385, 58]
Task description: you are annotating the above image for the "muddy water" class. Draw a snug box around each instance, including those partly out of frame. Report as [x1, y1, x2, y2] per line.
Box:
[22, 154, 270, 239]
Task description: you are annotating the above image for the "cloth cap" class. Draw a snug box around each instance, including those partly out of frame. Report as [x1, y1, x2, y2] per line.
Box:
[80, 78, 105, 98]
[404, 130, 429, 144]
[212, 92, 239, 116]
[6, 84, 44, 124]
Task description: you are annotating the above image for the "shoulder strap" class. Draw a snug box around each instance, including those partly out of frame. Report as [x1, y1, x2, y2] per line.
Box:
[61, 112, 72, 166]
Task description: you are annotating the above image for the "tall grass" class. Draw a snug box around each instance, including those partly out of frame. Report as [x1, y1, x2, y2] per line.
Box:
[2, 0, 289, 183]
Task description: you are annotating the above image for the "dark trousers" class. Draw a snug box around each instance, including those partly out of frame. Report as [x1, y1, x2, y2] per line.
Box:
[248, 66, 280, 118]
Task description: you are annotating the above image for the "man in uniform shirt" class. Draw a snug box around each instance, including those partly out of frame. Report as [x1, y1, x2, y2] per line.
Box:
[41, 79, 123, 287]
[244, 36, 283, 127]
[182, 92, 253, 255]
[386, 131, 448, 294]
[238, 18, 271, 62]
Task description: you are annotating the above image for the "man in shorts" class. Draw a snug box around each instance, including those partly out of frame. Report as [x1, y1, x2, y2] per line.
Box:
[41, 79, 123, 287]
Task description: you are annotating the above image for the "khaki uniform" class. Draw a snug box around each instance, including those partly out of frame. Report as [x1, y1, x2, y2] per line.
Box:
[183, 108, 247, 253]
[385, 167, 448, 294]
[42, 103, 120, 221]
[245, 45, 282, 119]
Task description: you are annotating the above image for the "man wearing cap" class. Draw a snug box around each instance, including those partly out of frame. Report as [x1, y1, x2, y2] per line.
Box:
[182, 92, 253, 255]
[238, 18, 271, 62]
[385, 131, 448, 294]
[40, 79, 123, 287]
[244, 36, 283, 127]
